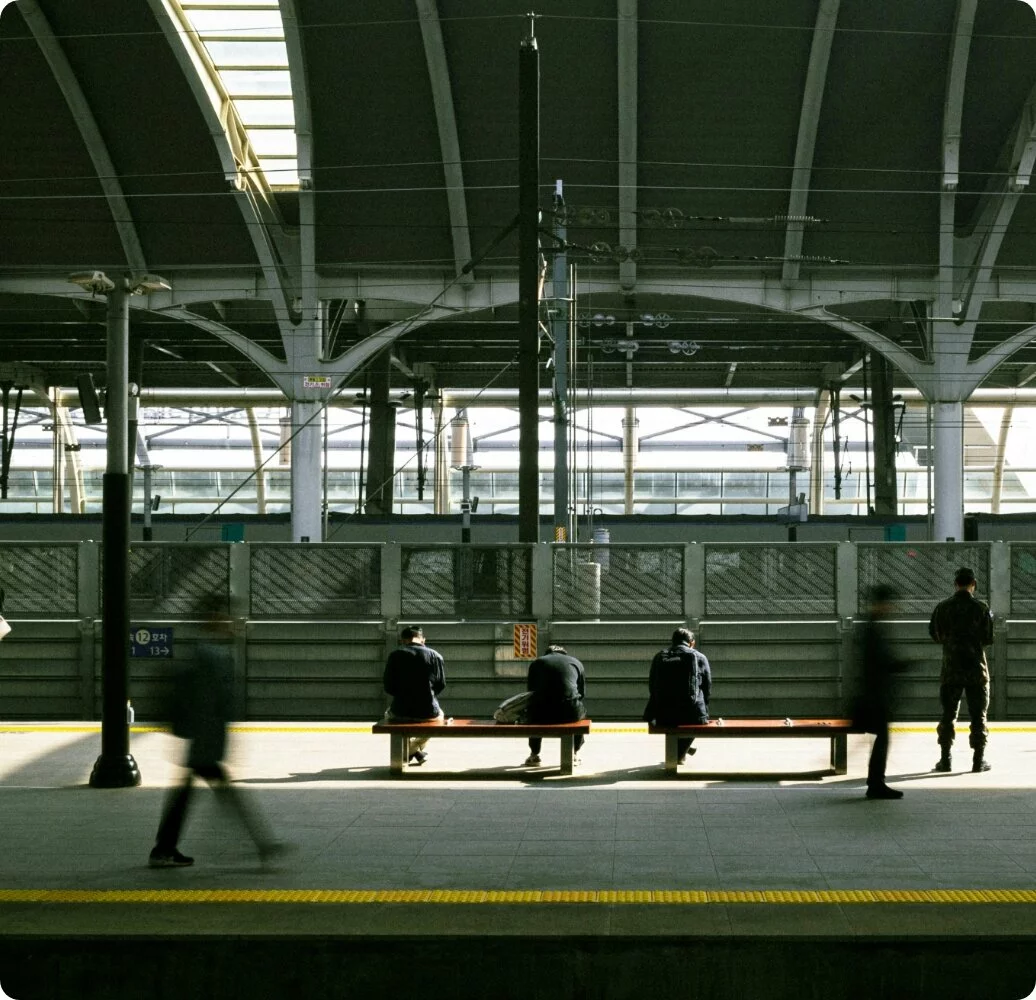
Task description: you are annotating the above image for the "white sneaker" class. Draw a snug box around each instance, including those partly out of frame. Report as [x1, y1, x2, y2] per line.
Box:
[524, 754, 541, 766]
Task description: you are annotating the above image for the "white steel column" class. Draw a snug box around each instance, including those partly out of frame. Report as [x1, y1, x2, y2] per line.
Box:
[933, 400, 964, 541]
[809, 390, 830, 514]
[290, 398, 323, 541]
[622, 407, 637, 514]
[247, 407, 268, 515]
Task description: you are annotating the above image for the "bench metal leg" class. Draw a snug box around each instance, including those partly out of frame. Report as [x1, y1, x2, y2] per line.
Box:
[664, 734, 678, 775]
[831, 734, 848, 775]
[559, 736, 574, 775]
[390, 734, 405, 775]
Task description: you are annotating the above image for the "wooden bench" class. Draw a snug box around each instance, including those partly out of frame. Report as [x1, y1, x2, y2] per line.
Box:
[372, 719, 592, 776]
[647, 718, 865, 776]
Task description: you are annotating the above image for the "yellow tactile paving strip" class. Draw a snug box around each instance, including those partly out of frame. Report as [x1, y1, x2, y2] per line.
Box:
[2, 724, 1035, 735]
[0, 889, 1034, 905]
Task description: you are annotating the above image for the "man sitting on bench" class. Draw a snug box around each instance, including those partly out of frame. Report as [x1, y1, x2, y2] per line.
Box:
[524, 644, 588, 767]
[643, 627, 712, 765]
[382, 625, 446, 766]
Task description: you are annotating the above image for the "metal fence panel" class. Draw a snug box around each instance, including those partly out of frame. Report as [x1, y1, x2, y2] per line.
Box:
[401, 546, 532, 619]
[127, 544, 231, 617]
[0, 544, 79, 616]
[251, 544, 381, 617]
[553, 545, 684, 619]
[1010, 544, 1036, 615]
[857, 543, 990, 617]
[704, 544, 838, 617]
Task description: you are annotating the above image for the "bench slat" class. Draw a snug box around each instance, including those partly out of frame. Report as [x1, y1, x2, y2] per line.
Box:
[373, 719, 591, 738]
[648, 718, 863, 737]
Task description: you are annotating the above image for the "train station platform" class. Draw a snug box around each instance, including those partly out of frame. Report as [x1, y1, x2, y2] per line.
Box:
[1, 722, 1035, 999]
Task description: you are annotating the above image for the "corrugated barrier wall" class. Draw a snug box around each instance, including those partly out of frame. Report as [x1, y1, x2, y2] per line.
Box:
[0, 540, 1032, 721]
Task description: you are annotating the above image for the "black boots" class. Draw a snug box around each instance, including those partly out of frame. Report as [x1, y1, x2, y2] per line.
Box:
[866, 785, 904, 800]
[933, 749, 990, 772]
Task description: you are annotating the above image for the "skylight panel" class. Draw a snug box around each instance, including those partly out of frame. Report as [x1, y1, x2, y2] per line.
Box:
[171, 1, 298, 189]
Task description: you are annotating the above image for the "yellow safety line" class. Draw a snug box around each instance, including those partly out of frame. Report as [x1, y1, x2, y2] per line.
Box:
[0, 888, 1033, 905]
[0, 725, 375, 734]
[2, 724, 1036, 735]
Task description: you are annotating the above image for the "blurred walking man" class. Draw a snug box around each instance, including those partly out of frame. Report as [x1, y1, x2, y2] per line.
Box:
[855, 585, 908, 799]
[150, 603, 284, 868]
[929, 566, 994, 773]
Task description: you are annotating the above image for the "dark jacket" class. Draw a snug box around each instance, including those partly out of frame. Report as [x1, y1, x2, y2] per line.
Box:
[852, 616, 907, 733]
[527, 651, 587, 723]
[928, 590, 994, 685]
[643, 642, 711, 725]
[170, 639, 235, 768]
[383, 642, 446, 719]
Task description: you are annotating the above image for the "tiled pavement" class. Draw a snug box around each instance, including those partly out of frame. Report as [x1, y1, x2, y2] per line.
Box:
[1, 722, 1034, 900]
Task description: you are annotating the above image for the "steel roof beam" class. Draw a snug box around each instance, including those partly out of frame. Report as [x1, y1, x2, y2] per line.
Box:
[941, 0, 976, 192]
[280, 0, 316, 318]
[952, 41, 1036, 326]
[617, 0, 638, 291]
[416, 0, 474, 284]
[781, 0, 839, 287]
[19, 0, 148, 275]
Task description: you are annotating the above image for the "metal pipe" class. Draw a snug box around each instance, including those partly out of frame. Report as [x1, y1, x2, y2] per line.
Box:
[53, 386, 1036, 409]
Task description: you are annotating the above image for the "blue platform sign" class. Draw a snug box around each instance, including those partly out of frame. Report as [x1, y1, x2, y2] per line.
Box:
[130, 626, 174, 658]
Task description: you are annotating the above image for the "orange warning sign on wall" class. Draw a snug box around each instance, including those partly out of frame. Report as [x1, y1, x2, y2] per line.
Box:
[513, 623, 537, 659]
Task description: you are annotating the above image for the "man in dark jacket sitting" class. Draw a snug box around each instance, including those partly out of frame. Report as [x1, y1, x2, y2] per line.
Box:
[383, 625, 446, 766]
[523, 644, 587, 767]
[643, 627, 712, 765]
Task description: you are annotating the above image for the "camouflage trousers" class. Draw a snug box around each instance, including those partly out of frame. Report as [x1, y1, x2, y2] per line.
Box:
[937, 682, 989, 750]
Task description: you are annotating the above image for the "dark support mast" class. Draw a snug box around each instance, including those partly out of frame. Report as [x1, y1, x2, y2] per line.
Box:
[517, 15, 541, 544]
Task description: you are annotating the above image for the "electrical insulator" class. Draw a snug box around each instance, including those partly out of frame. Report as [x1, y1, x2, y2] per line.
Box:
[450, 415, 469, 469]
[787, 416, 810, 471]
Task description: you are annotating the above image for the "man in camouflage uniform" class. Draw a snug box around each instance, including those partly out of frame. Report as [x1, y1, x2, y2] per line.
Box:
[928, 566, 994, 773]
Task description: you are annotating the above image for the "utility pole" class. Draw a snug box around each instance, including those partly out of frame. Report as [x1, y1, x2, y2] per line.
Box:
[517, 14, 541, 543]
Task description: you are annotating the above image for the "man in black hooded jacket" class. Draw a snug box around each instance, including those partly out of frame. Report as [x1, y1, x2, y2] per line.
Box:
[643, 628, 711, 765]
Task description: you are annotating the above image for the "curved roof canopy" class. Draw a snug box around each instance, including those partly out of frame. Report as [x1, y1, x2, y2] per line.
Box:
[2, 1, 1036, 399]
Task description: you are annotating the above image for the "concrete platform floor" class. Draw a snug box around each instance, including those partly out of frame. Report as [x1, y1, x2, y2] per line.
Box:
[4, 721, 1036, 999]
[2, 721, 1035, 892]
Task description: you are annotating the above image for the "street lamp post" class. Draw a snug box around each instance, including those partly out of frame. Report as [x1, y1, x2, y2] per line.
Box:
[88, 276, 140, 786]
[70, 270, 168, 787]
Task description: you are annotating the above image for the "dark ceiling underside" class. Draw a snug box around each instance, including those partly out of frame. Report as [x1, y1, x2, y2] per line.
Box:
[2, 1, 1036, 396]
